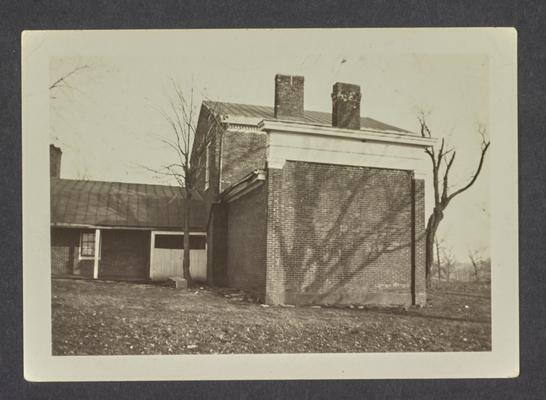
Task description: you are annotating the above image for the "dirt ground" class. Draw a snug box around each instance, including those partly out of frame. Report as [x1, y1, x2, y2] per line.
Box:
[51, 278, 491, 355]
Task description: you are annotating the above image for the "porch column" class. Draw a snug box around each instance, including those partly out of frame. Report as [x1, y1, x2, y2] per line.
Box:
[93, 228, 101, 279]
[149, 231, 155, 280]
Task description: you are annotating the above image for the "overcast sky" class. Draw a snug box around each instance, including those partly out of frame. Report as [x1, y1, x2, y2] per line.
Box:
[49, 30, 489, 261]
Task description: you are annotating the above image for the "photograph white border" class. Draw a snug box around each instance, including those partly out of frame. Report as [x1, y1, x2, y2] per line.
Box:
[22, 28, 518, 381]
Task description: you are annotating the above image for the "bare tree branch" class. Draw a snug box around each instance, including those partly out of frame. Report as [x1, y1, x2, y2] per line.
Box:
[441, 151, 456, 202]
[49, 64, 90, 91]
[420, 115, 490, 289]
[446, 139, 490, 203]
[143, 80, 226, 285]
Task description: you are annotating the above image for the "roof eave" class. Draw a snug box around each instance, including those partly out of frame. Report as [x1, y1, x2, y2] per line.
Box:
[220, 169, 266, 203]
[258, 119, 437, 147]
[50, 222, 207, 232]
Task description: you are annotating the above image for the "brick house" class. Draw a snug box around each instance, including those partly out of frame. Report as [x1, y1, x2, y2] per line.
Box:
[50, 73, 435, 306]
[49, 145, 208, 282]
[192, 74, 435, 306]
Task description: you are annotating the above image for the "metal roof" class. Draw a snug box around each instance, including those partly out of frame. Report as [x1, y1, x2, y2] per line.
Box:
[50, 178, 207, 230]
[204, 101, 414, 134]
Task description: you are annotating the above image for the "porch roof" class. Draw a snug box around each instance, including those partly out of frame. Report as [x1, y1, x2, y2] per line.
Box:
[50, 178, 207, 230]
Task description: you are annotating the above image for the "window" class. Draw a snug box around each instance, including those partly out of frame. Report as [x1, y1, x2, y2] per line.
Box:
[80, 231, 96, 258]
[155, 234, 184, 249]
[204, 143, 211, 190]
[189, 235, 207, 250]
[154, 234, 206, 250]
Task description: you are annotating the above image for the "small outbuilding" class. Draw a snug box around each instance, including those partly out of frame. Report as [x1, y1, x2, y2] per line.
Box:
[49, 145, 208, 282]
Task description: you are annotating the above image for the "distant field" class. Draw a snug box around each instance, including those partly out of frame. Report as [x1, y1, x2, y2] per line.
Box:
[52, 278, 491, 355]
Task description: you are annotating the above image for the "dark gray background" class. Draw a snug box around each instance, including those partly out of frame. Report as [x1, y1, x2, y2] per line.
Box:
[1, 1, 544, 398]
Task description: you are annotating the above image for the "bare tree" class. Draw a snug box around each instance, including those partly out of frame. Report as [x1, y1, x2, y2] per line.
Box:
[49, 63, 95, 174]
[441, 247, 456, 283]
[468, 250, 481, 283]
[149, 81, 224, 285]
[468, 249, 491, 283]
[419, 113, 490, 288]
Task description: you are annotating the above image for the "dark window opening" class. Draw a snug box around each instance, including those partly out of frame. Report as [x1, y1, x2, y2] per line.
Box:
[190, 235, 206, 249]
[154, 234, 206, 250]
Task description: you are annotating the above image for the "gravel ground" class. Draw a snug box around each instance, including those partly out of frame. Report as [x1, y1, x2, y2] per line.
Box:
[52, 278, 491, 355]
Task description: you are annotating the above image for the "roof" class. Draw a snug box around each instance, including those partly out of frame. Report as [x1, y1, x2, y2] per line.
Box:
[50, 178, 207, 230]
[204, 101, 414, 134]
[220, 169, 266, 203]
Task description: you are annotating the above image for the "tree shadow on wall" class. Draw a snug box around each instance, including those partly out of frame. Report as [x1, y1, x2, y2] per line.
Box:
[274, 162, 425, 304]
[221, 133, 267, 189]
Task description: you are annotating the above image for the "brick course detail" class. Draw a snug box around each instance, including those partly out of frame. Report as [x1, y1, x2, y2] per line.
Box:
[265, 161, 426, 306]
[225, 184, 267, 300]
[220, 130, 267, 192]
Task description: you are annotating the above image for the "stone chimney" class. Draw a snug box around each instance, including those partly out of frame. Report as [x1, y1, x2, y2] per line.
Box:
[274, 74, 304, 120]
[331, 82, 362, 130]
[50, 144, 62, 178]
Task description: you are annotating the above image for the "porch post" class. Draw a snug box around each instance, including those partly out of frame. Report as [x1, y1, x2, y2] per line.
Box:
[93, 228, 101, 279]
[149, 231, 155, 280]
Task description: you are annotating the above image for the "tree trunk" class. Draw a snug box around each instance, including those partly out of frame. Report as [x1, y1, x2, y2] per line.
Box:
[425, 210, 443, 289]
[183, 190, 192, 285]
[471, 259, 480, 283]
[425, 221, 434, 289]
[435, 240, 441, 285]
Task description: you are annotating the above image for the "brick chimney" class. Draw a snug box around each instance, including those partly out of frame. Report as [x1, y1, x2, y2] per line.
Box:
[274, 74, 304, 120]
[331, 82, 362, 130]
[50, 144, 62, 178]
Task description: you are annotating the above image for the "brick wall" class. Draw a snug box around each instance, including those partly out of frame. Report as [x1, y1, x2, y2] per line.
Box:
[225, 184, 267, 300]
[99, 230, 150, 280]
[208, 203, 228, 286]
[50, 145, 62, 178]
[208, 130, 267, 287]
[265, 168, 286, 304]
[193, 106, 267, 198]
[51, 228, 93, 277]
[265, 161, 424, 306]
[331, 82, 362, 130]
[192, 109, 267, 289]
[413, 179, 427, 305]
[274, 74, 304, 120]
[192, 105, 222, 202]
[219, 130, 267, 192]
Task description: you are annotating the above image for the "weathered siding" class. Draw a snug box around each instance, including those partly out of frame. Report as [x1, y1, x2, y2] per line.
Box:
[265, 160, 425, 306]
[51, 228, 94, 277]
[225, 184, 267, 300]
[50, 228, 150, 280]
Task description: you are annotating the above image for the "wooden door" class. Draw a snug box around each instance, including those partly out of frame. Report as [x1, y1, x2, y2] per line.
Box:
[150, 233, 207, 282]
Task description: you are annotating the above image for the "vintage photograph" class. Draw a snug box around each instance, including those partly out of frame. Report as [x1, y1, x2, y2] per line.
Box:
[23, 29, 517, 380]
